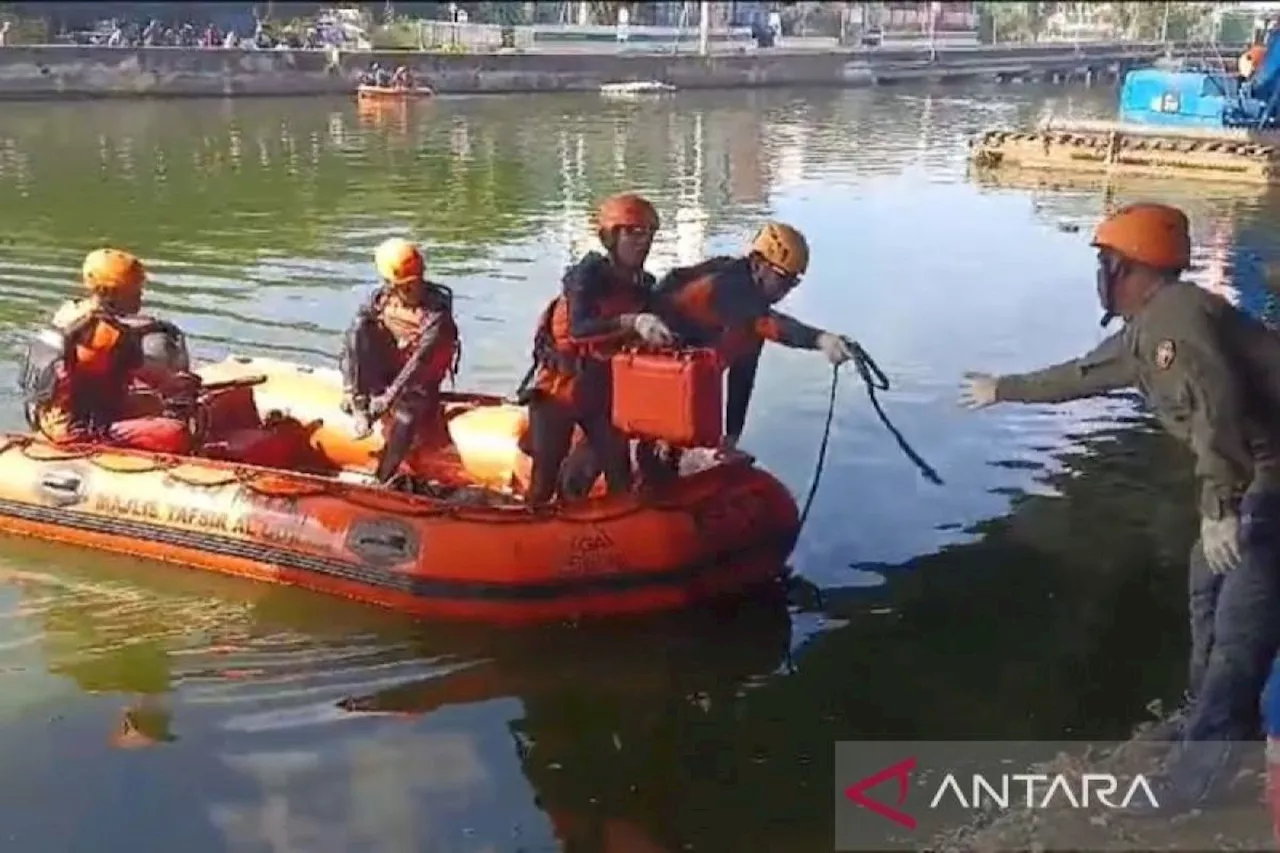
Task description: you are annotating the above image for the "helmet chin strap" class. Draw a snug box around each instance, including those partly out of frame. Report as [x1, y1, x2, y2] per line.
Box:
[1097, 253, 1120, 328]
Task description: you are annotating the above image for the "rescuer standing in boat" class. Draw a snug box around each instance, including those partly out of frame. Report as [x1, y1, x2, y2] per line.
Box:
[20, 248, 199, 454]
[520, 192, 675, 506]
[339, 237, 461, 483]
[958, 202, 1280, 812]
[652, 221, 858, 460]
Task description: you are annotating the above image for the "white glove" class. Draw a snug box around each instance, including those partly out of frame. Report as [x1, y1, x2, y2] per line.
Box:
[959, 372, 999, 410]
[627, 313, 675, 347]
[1200, 514, 1242, 575]
[50, 299, 100, 334]
[342, 393, 374, 438]
[816, 332, 855, 366]
[351, 410, 373, 439]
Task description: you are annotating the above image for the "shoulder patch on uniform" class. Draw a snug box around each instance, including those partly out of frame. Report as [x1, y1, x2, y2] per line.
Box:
[1154, 339, 1176, 370]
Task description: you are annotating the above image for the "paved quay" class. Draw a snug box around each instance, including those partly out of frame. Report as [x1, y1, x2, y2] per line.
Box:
[0, 40, 1241, 99]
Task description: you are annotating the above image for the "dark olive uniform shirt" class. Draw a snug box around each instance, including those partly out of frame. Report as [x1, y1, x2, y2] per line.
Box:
[994, 281, 1280, 521]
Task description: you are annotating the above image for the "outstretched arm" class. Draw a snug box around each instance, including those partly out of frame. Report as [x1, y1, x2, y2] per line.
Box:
[989, 332, 1135, 404]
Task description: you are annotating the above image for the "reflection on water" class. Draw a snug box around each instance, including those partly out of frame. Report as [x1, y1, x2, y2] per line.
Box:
[0, 85, 1278, 849]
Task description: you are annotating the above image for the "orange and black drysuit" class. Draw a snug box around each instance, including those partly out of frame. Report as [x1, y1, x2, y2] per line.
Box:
[21, 305, 196, 454]
[340, 281, 460, 482]
[522, 251, 651, 505]
[654, 255, 823, 440]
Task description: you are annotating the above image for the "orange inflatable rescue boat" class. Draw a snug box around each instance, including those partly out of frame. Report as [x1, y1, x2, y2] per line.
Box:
[0, 356, 798, 624]
[356, 84, 434, 102]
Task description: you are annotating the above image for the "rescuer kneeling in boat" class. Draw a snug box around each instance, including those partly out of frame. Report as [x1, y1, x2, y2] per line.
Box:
[20, 248, 198, 454]
[653, 221, 857, 461]
[340, 237, 461, 484]
[520, 192, 675, 506]
[959, 202, 1280, 813]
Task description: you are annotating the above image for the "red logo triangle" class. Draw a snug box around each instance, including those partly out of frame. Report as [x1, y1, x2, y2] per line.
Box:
[844, 756, 917, 830]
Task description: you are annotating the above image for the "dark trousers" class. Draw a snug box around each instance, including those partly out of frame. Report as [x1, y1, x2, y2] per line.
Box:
[559, 439, 681, 499]
[1165, 488, 1280, 804]
[526, 394, 631, 505]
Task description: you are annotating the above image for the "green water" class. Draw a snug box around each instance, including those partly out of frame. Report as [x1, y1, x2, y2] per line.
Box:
[0, 86, 1277, 851]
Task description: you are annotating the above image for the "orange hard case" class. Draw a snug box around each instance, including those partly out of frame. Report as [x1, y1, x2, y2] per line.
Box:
[610, 348, 723, 447]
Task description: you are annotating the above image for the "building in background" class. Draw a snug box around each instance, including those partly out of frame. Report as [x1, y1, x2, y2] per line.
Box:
[845, 2, 979, 48]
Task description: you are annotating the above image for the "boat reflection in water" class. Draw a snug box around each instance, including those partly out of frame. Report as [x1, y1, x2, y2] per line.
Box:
[2, 538, 793, 852]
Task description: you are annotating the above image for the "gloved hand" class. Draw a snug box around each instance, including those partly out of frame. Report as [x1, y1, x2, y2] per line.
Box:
[339, 391, 364, 416]
[50, 298, 100, 334]
[351, 410, 373, 439]
[1200, 513, 1242, 574]
[367, 393, 392, 420]
[341, 391, 373, 438]
[625, 313, 675, 347]
[959, 372, 999, 410]
[816, 332, 856, 366]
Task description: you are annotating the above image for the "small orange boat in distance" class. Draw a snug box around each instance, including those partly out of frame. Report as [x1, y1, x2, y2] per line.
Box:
[355, 84, 435, 102]
[0, 355, 799, 624]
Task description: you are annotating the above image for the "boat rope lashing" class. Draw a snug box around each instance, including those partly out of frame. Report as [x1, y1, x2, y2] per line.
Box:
[797, 343, 943, 534]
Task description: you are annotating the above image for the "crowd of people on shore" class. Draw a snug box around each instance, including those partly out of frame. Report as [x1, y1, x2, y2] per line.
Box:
[58, 18, 329, 50]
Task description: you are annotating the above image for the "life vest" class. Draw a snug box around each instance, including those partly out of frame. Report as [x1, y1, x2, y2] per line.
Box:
[655, 255, 761, 363]
[343, 284, 460, 399]
[18, 306, 185, 436]
[526, 254, 652, 404]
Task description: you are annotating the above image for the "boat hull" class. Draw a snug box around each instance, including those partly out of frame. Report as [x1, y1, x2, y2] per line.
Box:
[0, 357, 799, 623]
[356, 85, 434, 101]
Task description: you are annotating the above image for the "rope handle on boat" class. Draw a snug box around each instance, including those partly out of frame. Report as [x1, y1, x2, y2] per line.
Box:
[797, 343, 943, 533]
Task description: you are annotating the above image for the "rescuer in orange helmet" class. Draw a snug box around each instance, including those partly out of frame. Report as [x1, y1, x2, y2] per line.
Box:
[960, 202, 1280, 813]
[340, 237, 461, 484]
[648, 220, 857, 463]
[517, 192, 675, 506]
[18, 248, 198, 453]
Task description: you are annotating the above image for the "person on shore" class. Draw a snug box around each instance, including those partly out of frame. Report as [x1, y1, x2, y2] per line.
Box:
[339, 238, 461, 484]
[958, 202, 1280, 813]
[20, 249, 198, 454]
[518, 193, 674, 506]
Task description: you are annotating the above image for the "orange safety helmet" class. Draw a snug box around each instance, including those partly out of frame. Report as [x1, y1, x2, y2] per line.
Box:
[1091, 203, 1190, 271]
[374, 237, 425, 287]
[596, 193, 660, 234]
[750, 222, 810, 277]
[82, 248, 146, 297]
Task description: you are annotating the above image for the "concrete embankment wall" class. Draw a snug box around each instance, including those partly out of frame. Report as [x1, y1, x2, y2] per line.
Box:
[0, 43, 1234, 100]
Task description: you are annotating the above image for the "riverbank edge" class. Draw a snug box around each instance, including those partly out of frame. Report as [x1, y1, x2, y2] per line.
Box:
[928, 716, 1275, 851]
[0, 43, 1174, 100]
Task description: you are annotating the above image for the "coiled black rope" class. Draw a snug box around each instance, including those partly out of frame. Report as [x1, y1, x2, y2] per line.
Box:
[797, 343, 944, 533]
